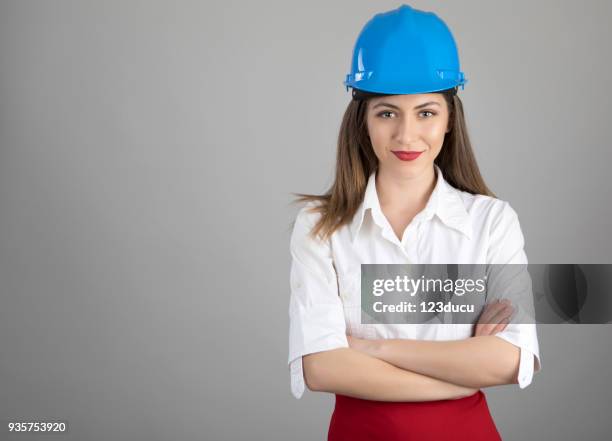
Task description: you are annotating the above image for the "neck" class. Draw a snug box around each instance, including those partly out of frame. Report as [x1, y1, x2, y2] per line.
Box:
[375, 166, 437, 214]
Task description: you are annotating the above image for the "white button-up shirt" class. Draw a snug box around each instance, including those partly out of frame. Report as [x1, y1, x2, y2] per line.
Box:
[288, 164, 542, 399]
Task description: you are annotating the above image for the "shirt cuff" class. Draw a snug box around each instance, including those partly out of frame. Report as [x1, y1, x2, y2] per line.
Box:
[288, 337, 349, 399]
[290, 357, 306, 399]
[494, 331, 542, 389]
[517, 347, 535, 388]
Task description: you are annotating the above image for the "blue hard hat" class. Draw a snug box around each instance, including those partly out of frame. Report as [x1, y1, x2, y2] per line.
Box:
[344, 4, 467, 95]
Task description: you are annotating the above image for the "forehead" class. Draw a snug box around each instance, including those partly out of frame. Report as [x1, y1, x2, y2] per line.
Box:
[368, 93, 445, 108]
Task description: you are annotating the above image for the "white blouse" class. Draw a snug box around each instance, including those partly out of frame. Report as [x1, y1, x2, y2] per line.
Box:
[288, 164, 542, 399]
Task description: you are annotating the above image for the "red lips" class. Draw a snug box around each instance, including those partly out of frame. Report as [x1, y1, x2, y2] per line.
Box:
[392, 151, 423, 161]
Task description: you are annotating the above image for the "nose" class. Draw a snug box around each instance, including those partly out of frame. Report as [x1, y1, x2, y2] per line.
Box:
[393, 116, 419, 145]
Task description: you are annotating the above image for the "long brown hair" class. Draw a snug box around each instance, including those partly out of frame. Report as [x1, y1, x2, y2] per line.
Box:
[290, 88, 495, 241]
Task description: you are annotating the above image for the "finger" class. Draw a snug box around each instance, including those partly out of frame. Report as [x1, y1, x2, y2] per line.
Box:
[479, 300, 508, 324]
[488, 303, 514, 325]
[477, 300, 502, 323]
[476, 323, 497, 336]
[478, 306, 513, 336]
[476, 317, 508, 337]
[479, 305, 511, 332]
[490, 317, 510, 335]
[474, 323, 494, 337]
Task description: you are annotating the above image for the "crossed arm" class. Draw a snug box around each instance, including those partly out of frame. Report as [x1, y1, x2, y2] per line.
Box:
[346, 333, 519, 389]
[303, 299, 518, 400]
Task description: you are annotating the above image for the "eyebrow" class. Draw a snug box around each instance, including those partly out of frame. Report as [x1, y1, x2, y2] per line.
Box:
[372, 101, 441, 110]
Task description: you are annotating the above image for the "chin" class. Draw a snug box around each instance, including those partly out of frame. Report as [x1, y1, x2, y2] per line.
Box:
[387, 163, 429, 179]
[397, 159, 431, 172]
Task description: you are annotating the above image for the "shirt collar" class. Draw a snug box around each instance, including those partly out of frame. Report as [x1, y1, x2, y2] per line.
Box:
[349, 164, 473, 244]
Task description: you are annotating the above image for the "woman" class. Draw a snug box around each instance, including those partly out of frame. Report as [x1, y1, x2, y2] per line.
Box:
[287, 4, 541, 440]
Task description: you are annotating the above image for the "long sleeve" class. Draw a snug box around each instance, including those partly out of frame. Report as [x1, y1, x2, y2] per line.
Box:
[487, 201, 542, 389]
[288, 203, 349, 399]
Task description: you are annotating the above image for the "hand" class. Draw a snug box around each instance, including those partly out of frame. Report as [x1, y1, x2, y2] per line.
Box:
[473, 299, 515, 337]
[346, 334, 381, 357]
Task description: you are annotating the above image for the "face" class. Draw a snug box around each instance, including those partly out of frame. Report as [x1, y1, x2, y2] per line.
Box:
[366, 93, 450, 178]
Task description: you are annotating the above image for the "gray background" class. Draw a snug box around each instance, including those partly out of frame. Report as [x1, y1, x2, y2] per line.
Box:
[1, 0, 610, 440]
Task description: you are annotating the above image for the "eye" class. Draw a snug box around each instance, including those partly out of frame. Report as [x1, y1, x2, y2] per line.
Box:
[419, 110, 436, 118]
[377, 111, 395, 119]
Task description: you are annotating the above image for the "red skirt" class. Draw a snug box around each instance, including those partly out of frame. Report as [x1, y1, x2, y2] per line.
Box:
[328, 390, 502, 441]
